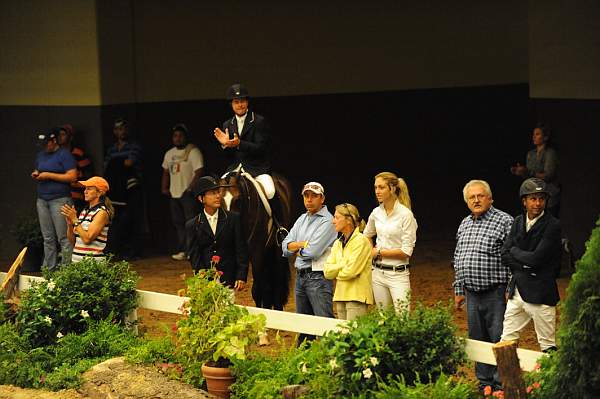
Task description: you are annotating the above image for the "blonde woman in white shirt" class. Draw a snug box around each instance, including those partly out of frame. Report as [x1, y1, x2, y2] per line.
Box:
[363, 172, 417, 313]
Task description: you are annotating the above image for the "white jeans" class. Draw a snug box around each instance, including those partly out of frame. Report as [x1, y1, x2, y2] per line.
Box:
[501, 287, 556, 351]
[372, 267, 411, 313]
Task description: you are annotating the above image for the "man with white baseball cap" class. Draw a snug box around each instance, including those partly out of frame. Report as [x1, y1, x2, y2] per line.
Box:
[282, 181, 337, 345]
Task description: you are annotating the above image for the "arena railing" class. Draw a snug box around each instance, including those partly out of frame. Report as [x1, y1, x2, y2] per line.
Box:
[1, 272, 543, 372]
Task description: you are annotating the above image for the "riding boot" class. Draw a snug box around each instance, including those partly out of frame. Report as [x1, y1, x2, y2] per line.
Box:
[268, 195, 288, 244]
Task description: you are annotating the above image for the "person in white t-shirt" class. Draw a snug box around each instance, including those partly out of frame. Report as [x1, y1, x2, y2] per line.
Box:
[161, 124, 204, 260]
[363, 171, 418, 313]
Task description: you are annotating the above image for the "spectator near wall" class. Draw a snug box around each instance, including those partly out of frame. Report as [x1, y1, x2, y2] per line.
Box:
[57, 124, 93, 212]
[103, 118, 144, 261]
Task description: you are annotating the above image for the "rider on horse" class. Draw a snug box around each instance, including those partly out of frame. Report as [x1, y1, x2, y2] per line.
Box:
[213, 83, 285, 232]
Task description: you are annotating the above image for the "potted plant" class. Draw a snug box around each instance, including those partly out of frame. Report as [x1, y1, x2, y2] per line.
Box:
[12, 216, 44, 272]
[175, 256, 266, 398]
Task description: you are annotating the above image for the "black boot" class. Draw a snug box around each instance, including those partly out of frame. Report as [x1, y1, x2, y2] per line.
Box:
[268, 196, 288, 245]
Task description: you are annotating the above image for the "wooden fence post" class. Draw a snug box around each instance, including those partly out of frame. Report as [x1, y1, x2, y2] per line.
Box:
[492, 341, 528, 398]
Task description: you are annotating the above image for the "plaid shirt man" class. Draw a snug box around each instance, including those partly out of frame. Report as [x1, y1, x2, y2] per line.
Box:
[453, 206, 513, 295]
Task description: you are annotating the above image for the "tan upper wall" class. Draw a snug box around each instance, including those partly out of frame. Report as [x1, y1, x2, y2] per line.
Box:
[529, 0, 600, 99]
[131, 1, 528, 102]
[0, 0, 101, 106]
[9, 1, 600, 105]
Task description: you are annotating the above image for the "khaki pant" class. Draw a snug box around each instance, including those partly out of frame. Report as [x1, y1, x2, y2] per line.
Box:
[501, 287, 556, 351]
[336, 301, 368, 321]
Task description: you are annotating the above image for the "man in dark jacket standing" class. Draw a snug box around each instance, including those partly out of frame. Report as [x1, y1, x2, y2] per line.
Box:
[500, 178, 561, 352]
[185, 176, 249, 290]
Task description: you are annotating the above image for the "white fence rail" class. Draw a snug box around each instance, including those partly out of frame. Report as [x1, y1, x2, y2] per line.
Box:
[1, 272, 544, 371]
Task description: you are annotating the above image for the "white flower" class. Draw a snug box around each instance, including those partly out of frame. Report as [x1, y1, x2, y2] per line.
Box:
[47, 280, 56, 291]
[370, 357, 379, 366]
[301, 363, 308, 373]
[44, 316, 52, 325]
[329, 359, 338, 370]
[339, 326, 350, 335]
[80, 310, 90, 318]
[362, 368, 373, 379]
[56, 332, 64, 338]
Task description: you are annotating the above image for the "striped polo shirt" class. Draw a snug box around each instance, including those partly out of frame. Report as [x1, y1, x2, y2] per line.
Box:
[72, 203, 110, 262]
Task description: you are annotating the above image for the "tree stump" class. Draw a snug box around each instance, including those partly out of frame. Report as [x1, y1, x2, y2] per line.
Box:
[492, 340, 528, 398]
[281, 384, 309, 398]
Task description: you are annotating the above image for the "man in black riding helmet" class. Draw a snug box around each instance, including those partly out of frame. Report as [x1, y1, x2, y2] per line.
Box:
[500, 178, 562, 353]
[213, 84, 285, 231]
[185, 176, 248, 291]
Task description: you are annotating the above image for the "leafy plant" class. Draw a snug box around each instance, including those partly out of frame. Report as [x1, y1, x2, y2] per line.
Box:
[317, 303, 466, 396]
[0, 318, 138, 390]
[526, 215, 600, 398]
[16, 257, 138, 347]
[175, 263, 266, 386]
[231, 303, 466, 398]
[372, 373, 477, 399]
[126, 334, 177, 365]
[12, 216, 44, 248]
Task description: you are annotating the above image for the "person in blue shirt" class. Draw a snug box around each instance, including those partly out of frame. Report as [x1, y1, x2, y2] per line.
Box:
[32, 129, 77, 270]
[282, 181, 337, 345]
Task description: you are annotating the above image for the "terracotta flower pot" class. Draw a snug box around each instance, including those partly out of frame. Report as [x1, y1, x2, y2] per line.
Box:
[201, 363, 235, 398]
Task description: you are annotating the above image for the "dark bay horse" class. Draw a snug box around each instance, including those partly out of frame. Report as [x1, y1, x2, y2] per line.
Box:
[222, 172, 293, 310]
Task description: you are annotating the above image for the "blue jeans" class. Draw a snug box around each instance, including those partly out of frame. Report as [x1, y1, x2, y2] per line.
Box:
[37, 197, 73, 270]
[295, 270, 334, 344]
[466, 284, 507, 390]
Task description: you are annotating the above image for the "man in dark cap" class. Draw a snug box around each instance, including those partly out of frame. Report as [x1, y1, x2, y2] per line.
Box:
[500, 178, 562, 352]
[213, 83, 275, 204]
[185, 176, 249, 291]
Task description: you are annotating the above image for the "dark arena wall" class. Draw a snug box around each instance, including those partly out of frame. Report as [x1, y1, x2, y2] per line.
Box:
[1, 1, 599, 260]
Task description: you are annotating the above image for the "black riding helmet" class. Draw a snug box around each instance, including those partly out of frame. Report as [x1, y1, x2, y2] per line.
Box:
[226, 83, 249, 100]
[519, 178, 548, 198]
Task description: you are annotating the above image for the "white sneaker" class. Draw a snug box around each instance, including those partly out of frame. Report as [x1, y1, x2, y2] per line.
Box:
[171, 252, 187, 261]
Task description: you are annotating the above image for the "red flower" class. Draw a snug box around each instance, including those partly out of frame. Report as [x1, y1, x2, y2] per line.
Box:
[218, 270, 224, 276]
[483, 386, 492, 396]
[527, 386, 533, 394]
[533, 382, 541, 389]
[171, 323, 178, 333]
[211, 255, 221, 264]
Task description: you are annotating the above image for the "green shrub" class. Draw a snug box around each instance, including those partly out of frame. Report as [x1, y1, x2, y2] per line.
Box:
[0, 299, 9, 324]
[372, 373, 477, 399]
[318, 303, 465, 396]
[528, 216, 600, 398]
[126, 334, 177, 365]
[0, 319, 138, 390]
[231, 303, 466, 398]
[16, 257, 138, 347]
[12, 216, 44, 248]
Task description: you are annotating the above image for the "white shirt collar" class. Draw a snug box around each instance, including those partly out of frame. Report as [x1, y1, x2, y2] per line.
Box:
[526, 210, 544, 231]
[204, 209, 218, 220]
